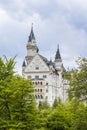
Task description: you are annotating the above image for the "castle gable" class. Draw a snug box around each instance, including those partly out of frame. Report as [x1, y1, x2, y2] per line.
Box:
[24, 54, 50, 73]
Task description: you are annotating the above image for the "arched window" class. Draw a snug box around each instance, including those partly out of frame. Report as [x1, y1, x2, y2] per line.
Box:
[41, 95, 43, 99]
[35, 95, 37, 99]
[38, 95, 40, 99]
[35, 89, 37, 92]
[35, 82, 37, 85]
[46, 82, 48, 85]
[40, 89, 42, 92]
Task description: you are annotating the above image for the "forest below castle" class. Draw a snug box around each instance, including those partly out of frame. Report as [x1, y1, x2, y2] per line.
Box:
[0, 56, 87, 130]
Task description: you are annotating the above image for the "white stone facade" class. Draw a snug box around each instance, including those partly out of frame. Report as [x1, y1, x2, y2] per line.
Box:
[22, 26, 68, 106]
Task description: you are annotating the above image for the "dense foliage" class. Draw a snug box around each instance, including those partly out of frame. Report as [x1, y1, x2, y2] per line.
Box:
[64, 57, 87, 102]
[0, 56, 87, 130]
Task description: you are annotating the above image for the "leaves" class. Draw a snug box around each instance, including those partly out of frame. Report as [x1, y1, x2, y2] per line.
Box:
[0, 56, 87, 130]
[64, 57, 87, 102]
[0, 56, 38, 129]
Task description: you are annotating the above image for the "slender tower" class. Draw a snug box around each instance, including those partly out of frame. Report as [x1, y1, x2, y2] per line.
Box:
[55, 45, 63, 71]
[25, 24, 39, 64]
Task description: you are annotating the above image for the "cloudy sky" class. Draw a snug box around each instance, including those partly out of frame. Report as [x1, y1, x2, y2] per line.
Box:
[0, 0, 87, 75]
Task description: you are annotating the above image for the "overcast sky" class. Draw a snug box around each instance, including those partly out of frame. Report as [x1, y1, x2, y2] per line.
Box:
[0, 0, 87, 75]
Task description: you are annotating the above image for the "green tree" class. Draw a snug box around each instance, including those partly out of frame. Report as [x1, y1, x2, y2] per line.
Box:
[64, 57, 87, 102]
[0, 56, 15, 80]
[47, 104, 73, 130]
[0, 56, 38, 130]
[38, 100, 51, 130]
[38, 99, 50, 110]
[52, 97, 62, 108]
[37, 109, 51, 130]
[72, 102, 87, 130]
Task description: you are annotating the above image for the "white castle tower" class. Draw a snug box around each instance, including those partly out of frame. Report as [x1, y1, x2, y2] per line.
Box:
[22, 25, 68, 105]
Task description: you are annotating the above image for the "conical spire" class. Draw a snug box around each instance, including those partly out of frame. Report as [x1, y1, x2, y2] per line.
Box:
[55, 44, 61, 60]
[22, 60, 26, 67]
[49, 58, 53, 66]
[28, 23, 36, 43]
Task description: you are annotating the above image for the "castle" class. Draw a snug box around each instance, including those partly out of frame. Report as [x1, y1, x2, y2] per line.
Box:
[22, 25, 68, 106]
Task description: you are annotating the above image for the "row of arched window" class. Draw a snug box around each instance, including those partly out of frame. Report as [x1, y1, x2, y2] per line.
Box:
[32, 82, 43, 85]
[35, 95, 43, 99]
[35, 89, 43, 92]
[32, 82, 48, 86]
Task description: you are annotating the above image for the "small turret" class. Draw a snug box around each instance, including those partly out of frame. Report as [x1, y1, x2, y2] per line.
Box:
[55, 45, 63, 71]
[22, 60, 26, 74]
[49, 58, 53, 68]
[22, 60, 26, 67]
[55, 44, 62, 62]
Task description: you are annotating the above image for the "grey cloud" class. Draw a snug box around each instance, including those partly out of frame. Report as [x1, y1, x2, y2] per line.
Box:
[0, 0, 87, 74]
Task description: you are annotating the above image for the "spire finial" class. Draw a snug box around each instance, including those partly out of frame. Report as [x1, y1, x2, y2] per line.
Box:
[55, 44, 61, 60]
[57, 44, 59, 50]
[31, 23, 33, 30]
[22, 60, 26, 67]
[28, 23, 36, 43]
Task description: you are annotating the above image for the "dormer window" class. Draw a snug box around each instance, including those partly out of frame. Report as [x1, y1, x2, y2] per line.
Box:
[35, 66, 39, 70]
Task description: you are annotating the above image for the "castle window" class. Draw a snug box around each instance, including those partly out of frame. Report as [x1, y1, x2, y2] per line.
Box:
[46, 89, 48, 92]
[35, 95, 37, 99]
[40, 82, 42, 85]
[43, 75, 47, 78]
[40, 89, 42, 92]
[38, 95, 40, 99]
[28, 76, 31, 79]
[46, 82, 48, 85]
[35, 89, 37, 92]
[35, 75, 39, 79]
[35, 66, 39, 70]
[35, 82, 37, 85]
[41, 95, 43, 99]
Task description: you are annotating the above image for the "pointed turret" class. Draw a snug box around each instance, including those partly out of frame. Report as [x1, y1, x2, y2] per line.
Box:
[55, 44, 62, 61]
[26, 24, 39, 64]
[22, 60, 26, 74]
[22, 60, 26, 67]
[49, 58, 53, 65]
[28, 23, 36, 43]
[55, 45, 62, 71]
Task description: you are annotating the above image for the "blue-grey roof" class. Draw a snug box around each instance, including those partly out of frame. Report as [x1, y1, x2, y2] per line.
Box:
[22, 60, 26, 67]
[48, 59, 54, 66]
[39, 54, 56, 68]
[28, 25, 36, 42]
[39, 54, 49, 65]
[55, 45, 61, 60]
